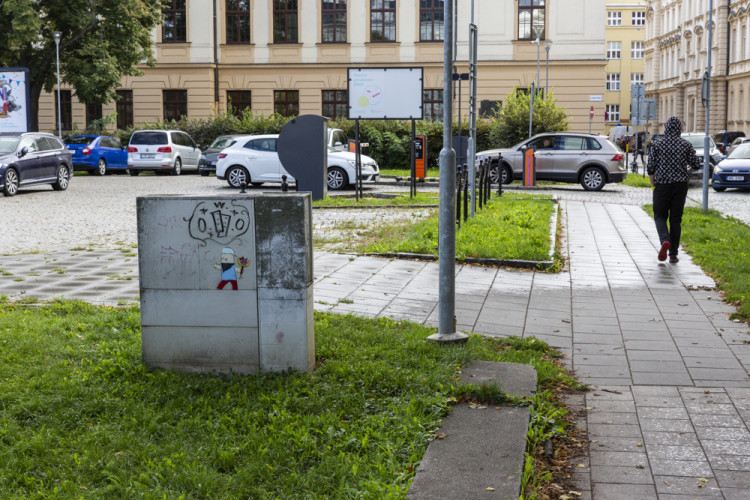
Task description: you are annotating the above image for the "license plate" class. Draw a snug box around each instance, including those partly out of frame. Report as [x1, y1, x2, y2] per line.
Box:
[727, 175, 744, 181]
[210, 161, 216, 166]
[140, 153, 155, 159]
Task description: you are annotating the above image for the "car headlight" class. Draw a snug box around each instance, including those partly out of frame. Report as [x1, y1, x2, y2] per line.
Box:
[476, 154, 487, 162]
[713, 165, 723, 173]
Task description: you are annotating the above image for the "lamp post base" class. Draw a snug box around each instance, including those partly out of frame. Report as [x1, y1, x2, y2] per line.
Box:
[427, 332, 469, 344]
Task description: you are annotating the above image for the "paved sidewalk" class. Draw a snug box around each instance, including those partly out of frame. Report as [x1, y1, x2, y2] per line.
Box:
[2, 200, 750, 498]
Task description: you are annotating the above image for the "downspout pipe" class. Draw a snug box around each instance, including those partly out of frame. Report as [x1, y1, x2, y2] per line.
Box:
[213, 0, 220, 113]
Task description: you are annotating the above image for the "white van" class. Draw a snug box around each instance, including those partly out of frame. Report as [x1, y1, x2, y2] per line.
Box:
[608, 125, 634, 148]
[127, 129, 201, 176]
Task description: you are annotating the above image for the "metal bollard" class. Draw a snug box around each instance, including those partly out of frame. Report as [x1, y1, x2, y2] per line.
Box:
[456, 165, 462, 228]
[462, 164, 468, 222]
[281, 175, 289, 192]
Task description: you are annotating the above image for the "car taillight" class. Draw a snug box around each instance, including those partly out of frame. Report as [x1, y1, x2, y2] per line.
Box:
[218, 153, 227, 159]
[127, 147, 138, 153]
[157, 146, 171, 153]
[82, 147, 91, 155]
[611, 154, 624, 161]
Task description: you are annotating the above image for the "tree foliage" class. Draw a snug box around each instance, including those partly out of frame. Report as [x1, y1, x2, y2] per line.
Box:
[488, 88, 569, 148]
[0, 0, 165, 129]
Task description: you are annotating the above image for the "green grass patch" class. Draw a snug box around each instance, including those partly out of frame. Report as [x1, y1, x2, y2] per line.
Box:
[366, 196, 555, 261]
[647, 206, 750, 321]
[380, 168, 439, 178]
[622, 173, 653, 188]
[313, 192, 440, 207]
[0, 301, 580, 498]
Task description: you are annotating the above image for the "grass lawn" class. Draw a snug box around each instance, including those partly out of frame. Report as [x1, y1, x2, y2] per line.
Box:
[0, 300, 578, 498]
[365, 195, 556, 262]
[313, 192, 439, 207]
[622, 173, 652, 188]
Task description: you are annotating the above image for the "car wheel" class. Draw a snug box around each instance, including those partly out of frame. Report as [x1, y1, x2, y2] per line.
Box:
[95, 158, 107, 176]
[52, 164, 70, 191]
[3, 168, 19, 196]
[251, 182, 264, 187]
[172, 158, 182, 176]
[580, 167, 605, 191]
[501, 164, 513, 184]
[200, 171, 209, 177]
[129, 169, 140, 176]
[327, 167, 348, 190]
[713, 186, 726, 192]
[226, 166, 250, 188]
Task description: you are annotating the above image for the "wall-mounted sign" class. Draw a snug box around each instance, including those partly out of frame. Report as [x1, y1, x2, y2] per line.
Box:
[589, 95, 603, 102]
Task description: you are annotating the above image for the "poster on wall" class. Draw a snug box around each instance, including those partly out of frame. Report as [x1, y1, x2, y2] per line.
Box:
[0, 68, 31, 133]
[347, 67, 423, 120]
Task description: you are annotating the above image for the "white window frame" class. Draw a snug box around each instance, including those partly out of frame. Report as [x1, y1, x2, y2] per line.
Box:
[606, 73, 621, 91]
[631, 41, 644, 59]
[607, 41, 621, 59]
[606, 104, 620, 122]
[632, 11, 645, 26]
[631, 73, 644, 85]
[607, 11, 622, 26]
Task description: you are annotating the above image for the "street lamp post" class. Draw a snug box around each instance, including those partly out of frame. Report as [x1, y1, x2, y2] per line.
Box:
[533, 29, 541, 93]
[53, 31, 62, 138]
[544, 40, 553, 95]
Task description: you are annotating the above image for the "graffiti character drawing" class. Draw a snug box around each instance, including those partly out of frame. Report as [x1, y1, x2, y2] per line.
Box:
[214, 247, 249, 290]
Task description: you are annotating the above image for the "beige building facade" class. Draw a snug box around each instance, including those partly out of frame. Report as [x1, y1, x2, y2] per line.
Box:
[40, 1, 607, 135]
[605, 1, 648, 135]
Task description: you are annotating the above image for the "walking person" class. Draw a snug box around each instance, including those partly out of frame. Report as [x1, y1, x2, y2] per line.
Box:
[647, 116, 701, 263]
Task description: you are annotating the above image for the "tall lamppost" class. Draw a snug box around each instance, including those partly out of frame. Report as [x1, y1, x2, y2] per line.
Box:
[544, 39, 553, 95]
[532, 28, 542, 92]
[53, 31, 62, 138]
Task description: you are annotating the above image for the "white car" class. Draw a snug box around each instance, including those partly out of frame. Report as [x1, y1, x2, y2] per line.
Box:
[215, 134, 379, 190]
[127, 129, 201, 175]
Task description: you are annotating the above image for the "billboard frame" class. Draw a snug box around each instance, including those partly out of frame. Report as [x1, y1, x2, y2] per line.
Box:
[347, 67, 424, 121]
[0, 67, 31, 133]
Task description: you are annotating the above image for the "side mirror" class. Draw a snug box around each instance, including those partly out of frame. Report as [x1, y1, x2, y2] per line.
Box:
[18, 147, 28, 157]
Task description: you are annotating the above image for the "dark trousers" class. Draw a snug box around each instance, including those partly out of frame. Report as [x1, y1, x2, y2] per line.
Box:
[653, 182, 689, 256]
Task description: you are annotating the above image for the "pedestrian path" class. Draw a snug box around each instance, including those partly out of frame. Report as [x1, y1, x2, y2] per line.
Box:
[2, 200, 750, 498]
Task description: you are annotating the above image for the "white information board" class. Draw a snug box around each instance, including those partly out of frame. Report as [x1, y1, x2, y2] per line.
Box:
[0, 68, 30, 133]
[348, 67, 423, 120]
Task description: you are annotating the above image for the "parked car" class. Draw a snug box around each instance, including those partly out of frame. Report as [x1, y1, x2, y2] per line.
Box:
[127, 129, 201, 175]
[724, 136, 750, 156]
[712, 131, 745, 155]
[711, 143, 750, 191]
[64, 135, 127, 175]
[198, 135, 243, 176]
[680, 133, 725, 179]
[647, 133, 664, 152]
[0, 132, 72, 197]
[215, 134, 380, 190]
[475, 132, 627, 191]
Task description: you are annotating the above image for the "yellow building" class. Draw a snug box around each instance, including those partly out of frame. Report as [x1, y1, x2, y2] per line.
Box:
[39, 1, 608, 135]
[605, 1, 648, 135]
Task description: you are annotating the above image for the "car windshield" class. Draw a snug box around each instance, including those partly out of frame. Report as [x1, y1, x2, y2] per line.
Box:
[683, 135, 714, 148]
[0, 136, 19, 154]
[728, 144, 750, 159]
[209, 137, 236, 149]
[64, 136, 94, 145]
[130, 131, 168, 145]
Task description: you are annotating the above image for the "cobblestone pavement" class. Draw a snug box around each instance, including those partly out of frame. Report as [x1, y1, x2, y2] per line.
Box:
[3, 174, 750, 498]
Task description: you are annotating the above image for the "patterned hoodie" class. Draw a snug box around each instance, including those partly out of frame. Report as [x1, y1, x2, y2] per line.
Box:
[646, 116, 701, 184]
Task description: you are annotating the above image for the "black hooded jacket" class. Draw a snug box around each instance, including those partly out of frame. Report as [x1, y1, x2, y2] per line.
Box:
[646, 117, 701, 184]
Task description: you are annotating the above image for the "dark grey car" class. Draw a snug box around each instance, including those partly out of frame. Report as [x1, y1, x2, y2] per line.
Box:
[1, 132, 73, 197]
[199, 135, 244, 176]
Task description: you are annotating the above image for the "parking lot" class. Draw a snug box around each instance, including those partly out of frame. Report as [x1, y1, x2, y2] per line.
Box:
[1, 173, 749, 255]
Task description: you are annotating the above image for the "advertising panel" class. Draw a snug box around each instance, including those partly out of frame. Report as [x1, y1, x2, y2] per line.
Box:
[347, 67, 423, 120]
[0, 68, 30, 133]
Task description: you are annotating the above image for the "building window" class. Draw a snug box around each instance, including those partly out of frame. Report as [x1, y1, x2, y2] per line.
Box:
[55, 90, 72, 131]
[227, 90, 252, 116]
[420, 0, 444, 41]
[632, 11, 645, 26]
[606, 104, 620, 122]
[162, 0, 187, 43]
[163, 90, 187, 122]
[86, 103, 102, 128]
[606, 74, 621, 91]
[631, 41, 644, 59]
[116, 90, 133, 130]
[631, 73, 644, 85]
[322, 90, 347, 120]
[273, 0, 298, 43]
[518, 0, 545, 40]
[607, 41, 621, 59]
[607, 11, 622, 26]
[371, 0, 396, 42]
[274, 90, 299, 117]
[423, 89, 443, 121]
[322, 0, 347, 43]
[226, 0, 251, 43]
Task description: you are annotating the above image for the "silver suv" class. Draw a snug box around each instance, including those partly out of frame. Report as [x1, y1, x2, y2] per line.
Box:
[476, 132, 627, 191]
[127, 129, 200, 176]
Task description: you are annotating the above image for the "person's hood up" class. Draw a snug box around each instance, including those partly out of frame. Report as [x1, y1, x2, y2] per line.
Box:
[664, 116, 682, 138]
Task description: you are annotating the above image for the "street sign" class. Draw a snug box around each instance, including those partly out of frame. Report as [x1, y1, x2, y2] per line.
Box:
[589, 95, 603, 102]
[631, 83, 645, 99]
[590, 105, 594, 119]
[701, 71, 710, 107]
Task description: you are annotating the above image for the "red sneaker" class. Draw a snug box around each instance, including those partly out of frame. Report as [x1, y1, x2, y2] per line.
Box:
[658, 241, 670, 261]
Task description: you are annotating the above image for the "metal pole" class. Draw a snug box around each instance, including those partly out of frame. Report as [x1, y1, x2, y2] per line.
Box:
[545, 42, 551, 95]
[703, 0, 713, 213]
[536, 34, 540, 95]
[529, 82, 535, 138]
[430, 0, 466, 343]
[53, 32, 62, 138]
[355, 119, 360, 202]
[410, 119, 416, 198]
[468, 23, 478, 217]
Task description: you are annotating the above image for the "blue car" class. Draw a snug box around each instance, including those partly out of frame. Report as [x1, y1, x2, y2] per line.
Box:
[1, 132, 73, 197]
[64, 135, 128, 175]
[712, 143, 750, 192]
